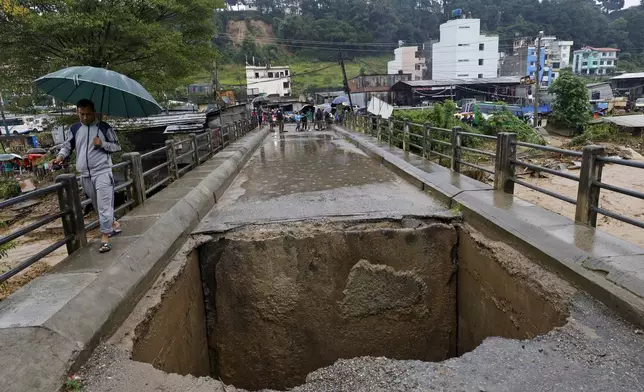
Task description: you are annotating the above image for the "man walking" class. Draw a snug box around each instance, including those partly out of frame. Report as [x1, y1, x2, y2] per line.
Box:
[54, 99, 121, 253]
[276, 109, 285, 133]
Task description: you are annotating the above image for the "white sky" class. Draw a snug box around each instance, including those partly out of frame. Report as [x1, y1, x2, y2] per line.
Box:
[625, 0, 640, 8]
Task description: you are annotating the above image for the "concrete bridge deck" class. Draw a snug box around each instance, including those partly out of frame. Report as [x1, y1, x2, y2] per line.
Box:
[77, 125, 644, 392]
[1, 124, 644, 391]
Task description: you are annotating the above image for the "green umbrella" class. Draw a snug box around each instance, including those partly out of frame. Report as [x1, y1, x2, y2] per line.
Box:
[35, 66, 163, 118]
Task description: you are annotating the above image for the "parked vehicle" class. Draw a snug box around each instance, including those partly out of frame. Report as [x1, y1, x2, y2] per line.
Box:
[634, 98, 644, 112]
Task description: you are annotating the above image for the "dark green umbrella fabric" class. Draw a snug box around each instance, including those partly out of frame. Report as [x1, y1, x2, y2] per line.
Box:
[35, 66, 162, 118]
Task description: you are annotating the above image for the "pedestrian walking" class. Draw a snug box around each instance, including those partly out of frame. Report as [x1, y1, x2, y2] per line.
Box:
[295, 113, 302, 132]
[315, 109, 323, 131]
[276, 109, 285, 133]
[53, 99, 122, 253]
[301, 112, 308, 131]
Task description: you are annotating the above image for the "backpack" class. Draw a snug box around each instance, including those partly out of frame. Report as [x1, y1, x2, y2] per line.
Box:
[69, 122, 118, 153]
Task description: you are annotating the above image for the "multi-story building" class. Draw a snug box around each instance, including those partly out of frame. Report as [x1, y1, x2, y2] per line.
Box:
[573, 47, 619, 75]
[500, 36, 573, 87]
[539, 37, 573, 79]
[432, 16, 499, 80]
[245, 65, 292, 97]
[388, 45, 427, 81]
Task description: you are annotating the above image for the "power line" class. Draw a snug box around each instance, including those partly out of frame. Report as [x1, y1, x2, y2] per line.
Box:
[220, 63, 338, 87]
[215, 33, 525, 51]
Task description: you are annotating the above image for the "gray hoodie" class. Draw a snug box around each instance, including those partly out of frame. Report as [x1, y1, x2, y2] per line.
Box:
[58, 120, 121, 178]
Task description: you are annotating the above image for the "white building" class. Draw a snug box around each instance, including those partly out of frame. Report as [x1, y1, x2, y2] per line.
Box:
[539, 37, 573, 79]
[573, 47, 619, 76]
[432, 17, 499, 80]
[388, 46, 426, 81]
[245, 65, 292, 97]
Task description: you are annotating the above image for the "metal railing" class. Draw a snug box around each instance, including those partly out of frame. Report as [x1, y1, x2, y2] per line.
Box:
[0, 117, 258, 284]
[345, 113, 644, 231]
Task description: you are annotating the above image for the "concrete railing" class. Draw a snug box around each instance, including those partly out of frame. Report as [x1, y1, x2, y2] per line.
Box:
[0, 117, 258, 283]
[344, 113, 644, 231]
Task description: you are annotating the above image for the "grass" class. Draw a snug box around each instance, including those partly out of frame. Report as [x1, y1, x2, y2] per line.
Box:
[197, 56, 390, 93]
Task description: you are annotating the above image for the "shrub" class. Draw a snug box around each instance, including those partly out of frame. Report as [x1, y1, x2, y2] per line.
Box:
[0, 177, 20, 199]
[569, 123, 620, 146]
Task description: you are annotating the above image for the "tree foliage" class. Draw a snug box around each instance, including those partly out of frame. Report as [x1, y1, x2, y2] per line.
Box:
[548, 73, 591, 132]
[218, 0, 644, 68]
[0, 0, 224, 95]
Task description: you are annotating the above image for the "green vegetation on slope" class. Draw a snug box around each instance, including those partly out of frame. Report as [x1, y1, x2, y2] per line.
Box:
[211, 56, 389, 94]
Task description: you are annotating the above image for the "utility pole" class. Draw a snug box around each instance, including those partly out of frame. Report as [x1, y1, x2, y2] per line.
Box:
[0, 92, 9, 136]
[533, 31, 544, 128]
[339, 50, 354, 109]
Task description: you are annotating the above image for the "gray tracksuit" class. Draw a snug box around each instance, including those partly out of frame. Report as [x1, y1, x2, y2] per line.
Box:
[58, 121, 121, 234]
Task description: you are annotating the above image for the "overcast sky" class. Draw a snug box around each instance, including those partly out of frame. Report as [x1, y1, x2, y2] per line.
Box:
[625, 0, 640, 8]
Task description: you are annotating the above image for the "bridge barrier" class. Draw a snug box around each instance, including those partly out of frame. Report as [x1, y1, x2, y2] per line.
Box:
[0, 118, 258, 284]
[345, 113, 644, 232]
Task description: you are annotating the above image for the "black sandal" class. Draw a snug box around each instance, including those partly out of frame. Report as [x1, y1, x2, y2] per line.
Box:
[99, 242, 112, 253]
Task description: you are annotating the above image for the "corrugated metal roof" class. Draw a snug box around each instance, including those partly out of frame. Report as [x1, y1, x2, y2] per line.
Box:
[395, 76, 522, 88]
[600, 115, 644, 128]
[611, 72, 644, 80]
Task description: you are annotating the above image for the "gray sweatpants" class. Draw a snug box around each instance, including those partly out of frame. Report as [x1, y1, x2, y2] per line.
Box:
[82, 172, 114, 235]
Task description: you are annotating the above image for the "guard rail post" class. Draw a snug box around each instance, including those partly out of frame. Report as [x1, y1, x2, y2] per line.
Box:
[403, 121, 410, 151]
[165, 140, 178, 179]
[55, 174, 86, 254]
[190, 133, 199, 167]
[451, 126, 462, 172]
[123, 152, 145, 207]
[494, 132, 517, 194]
[388, 118, 394, 146]
[206, 130, 214, 158]
[575, 145, 605, 227]
[423, 124, 430, 159]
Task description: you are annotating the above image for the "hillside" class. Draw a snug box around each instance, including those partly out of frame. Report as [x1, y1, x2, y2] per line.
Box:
[210, 56, 389, 93]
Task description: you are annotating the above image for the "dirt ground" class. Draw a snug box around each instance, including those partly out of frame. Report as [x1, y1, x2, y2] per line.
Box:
[515, 134, 644, 248]
[0, 193, 99, 301]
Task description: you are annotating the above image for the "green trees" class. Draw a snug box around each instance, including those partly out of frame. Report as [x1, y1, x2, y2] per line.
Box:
[0, 0, 224, 95]
[548, 73, 591, 133]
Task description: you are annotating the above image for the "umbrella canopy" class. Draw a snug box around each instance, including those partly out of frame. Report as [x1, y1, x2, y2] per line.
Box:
[299, 104, 315, 113]
[316, 103, 331, 110]
[35, 66, 162, 118]
[332, 96, 350, 105]
[0, 154, 23, 162]
[252, 96, 271, 105]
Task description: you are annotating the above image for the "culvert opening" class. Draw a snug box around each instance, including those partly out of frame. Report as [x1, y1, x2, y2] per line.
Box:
[128, 220, 572, 391]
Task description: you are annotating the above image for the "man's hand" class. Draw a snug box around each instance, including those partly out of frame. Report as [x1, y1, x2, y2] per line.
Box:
[93, 136, 102, 147]
[53, 156, 63, 165]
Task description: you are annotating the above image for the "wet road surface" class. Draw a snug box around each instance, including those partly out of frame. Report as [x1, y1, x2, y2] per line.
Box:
[197, 128, 452, 233]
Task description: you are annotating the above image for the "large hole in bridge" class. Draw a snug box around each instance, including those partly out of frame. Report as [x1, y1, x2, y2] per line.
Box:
[127, 220, 572, 391]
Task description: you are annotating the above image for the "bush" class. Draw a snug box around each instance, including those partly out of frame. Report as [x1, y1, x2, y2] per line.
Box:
[0, 177, 20, 199]
[569, 123, 620, 146]
[479, 108, 545, 145]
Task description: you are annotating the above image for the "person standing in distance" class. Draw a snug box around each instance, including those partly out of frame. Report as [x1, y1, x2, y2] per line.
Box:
[54, 99, 122, 253]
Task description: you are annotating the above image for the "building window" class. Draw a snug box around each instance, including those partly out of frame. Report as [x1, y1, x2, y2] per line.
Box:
[530, 61, 536, 67]
[552, 62, 561, 69]
[479, 43, 484, 51]
[458, 59, 469, 62]
[415, 64, 421, 70]
[478, 74, 483, 78]
[600, 61, 604, 65]
[283, 82, 290, 89]
[254, 72, 260, 78]
[478, 59, 484, 65]
[285, 70, 289, 76]
[582, 61, 588, 66]
[602, 52, 607, 57]
[592, 61, 598, 65]
[268, 72, 274, 78]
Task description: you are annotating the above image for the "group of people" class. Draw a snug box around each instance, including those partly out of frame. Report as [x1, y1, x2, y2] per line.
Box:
[252, 104, 351, 133]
